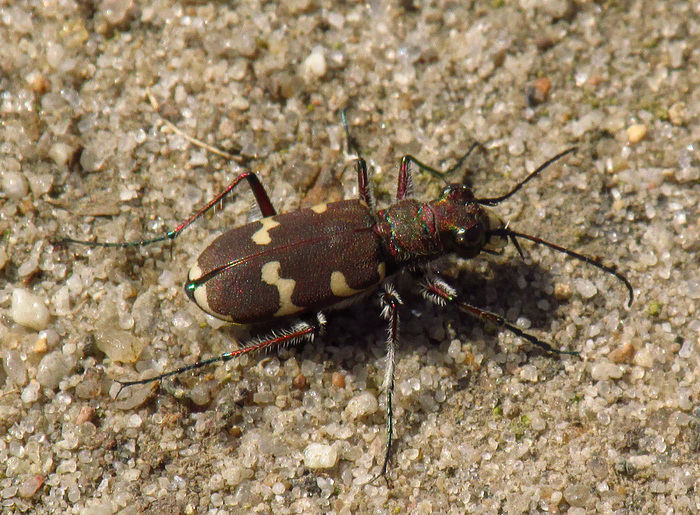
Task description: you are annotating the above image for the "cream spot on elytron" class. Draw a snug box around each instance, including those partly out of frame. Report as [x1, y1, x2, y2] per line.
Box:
[377, 262, 386, 281]
[251, 218, 280, 245]
[188, 263, 233, 321]
[310, 203, 328, 214]
[261, 261, 304, 317]
[330, 271, 364, 297]
[188, 262, 203, 282]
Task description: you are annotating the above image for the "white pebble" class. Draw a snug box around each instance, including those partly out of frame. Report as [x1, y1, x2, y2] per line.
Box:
[3, 349, 28, 386]
[303, 443, 338, 469]
[447, 339, 464, 362]
[678, 390, 692, 411]
[10, 288, 50, 331]
[122, 468, 141, 481]
[2, 171, 29, 199]
[21, 380, 41, 403]
[100, 0, 133, 24]
[344, 391, 378, 419]
[28, 173, 54, 196]
[36, 353, 73, 389]
[302, 48, 327, 79]
[94, 329, 145, 363]
[127, 414, 143, 428]
[574, 278, 598, 300]
[590, 362, 623, 381]
[48, 143, 76, 166]
[516, 316, 532, 329]
[632, 345, 655, 368]
[519, 364, 539, 382]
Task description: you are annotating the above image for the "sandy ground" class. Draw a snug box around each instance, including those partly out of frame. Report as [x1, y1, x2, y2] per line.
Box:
[1, 1, 699, 513]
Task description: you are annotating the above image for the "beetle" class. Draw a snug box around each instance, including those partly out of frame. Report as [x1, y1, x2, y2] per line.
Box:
[66, 114, 633, 477]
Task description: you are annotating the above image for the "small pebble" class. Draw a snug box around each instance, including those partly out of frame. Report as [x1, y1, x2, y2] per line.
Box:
[331, 372, 345, 388]
[21, 380, 41, 403]
[609, 342, 635, 364]
[590, 362, 624, 381]
[94, 329, 146, 363]
[527, 77, 551, 105]
[28, 173, 54, 196]
[626, 124, 647, 144]
[36, 352, 74, 389]
[302, 48, 327, 79]
[293, 373, 308, 390]
[554, 282, 572, 301]
[10, 289, 51, 331]
[632, 345, 655, 368]
[18, 476, 44, 498]
[2, 171, 29, 199]
[33, 334, 48, 353]
[283, 0, 312, 15]
[668, 102, 687, 126]
[100, 0, 133, 24]
[76, 405, 96, 424]
[563, 484, 590, 508]
[303, 443, 338, 469]
[678, 390, 692, 411]
[48, 143, 76, 166]
[519, 365, 539, 382]
[26, 71, 51, 94]
[516, 316, 532, 329]
[3, 349, 28, 386]
[574, 278, 597, 300]
[344, 391, 378, 419]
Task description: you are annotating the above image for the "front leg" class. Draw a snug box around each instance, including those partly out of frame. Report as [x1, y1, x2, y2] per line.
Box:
[396, 142, 481, 200]
[421, 276, 579, 357]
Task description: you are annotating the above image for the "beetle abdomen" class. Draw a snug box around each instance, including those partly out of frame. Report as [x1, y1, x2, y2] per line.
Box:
[186, 200, 386, 323]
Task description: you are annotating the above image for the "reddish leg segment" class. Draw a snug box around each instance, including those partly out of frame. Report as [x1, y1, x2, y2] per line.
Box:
[116, 313, 326, 396]
[65, 171, 276, 247]
[355, 158, 374, 208]
[396, 142, 481, 200]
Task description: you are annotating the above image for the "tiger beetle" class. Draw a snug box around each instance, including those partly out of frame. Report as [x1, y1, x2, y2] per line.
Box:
[65, 113, 633, 478]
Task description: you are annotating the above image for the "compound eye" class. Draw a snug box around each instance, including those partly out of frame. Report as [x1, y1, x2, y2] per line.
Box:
[455, 226, 483, 248]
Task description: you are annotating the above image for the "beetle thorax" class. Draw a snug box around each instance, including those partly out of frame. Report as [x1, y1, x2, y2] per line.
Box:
[375, 199, 443, 265]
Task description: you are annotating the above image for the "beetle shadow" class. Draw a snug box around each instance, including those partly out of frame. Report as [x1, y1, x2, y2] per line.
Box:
[314, 256, 571, 367]
[446, 258, 568, 351]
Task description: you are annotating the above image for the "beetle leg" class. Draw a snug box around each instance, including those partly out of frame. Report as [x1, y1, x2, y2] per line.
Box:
[173, 171, 277, 231]
[376, 283, 403, 478]
[420, 276, 579, 357]
[396, 142, 482, 199]
[355, 157, 375, 209]
[65, 171, 276, 248]
[115, 313, 326, 397]
[396, 155, 415, 200]
[341, 110, 374, 208]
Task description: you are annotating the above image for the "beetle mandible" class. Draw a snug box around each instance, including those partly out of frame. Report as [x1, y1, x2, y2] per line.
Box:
[66, 112, 633, 477]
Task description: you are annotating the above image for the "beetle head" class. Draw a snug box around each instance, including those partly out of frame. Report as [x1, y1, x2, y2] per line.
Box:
[434, 184, 508, 259]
